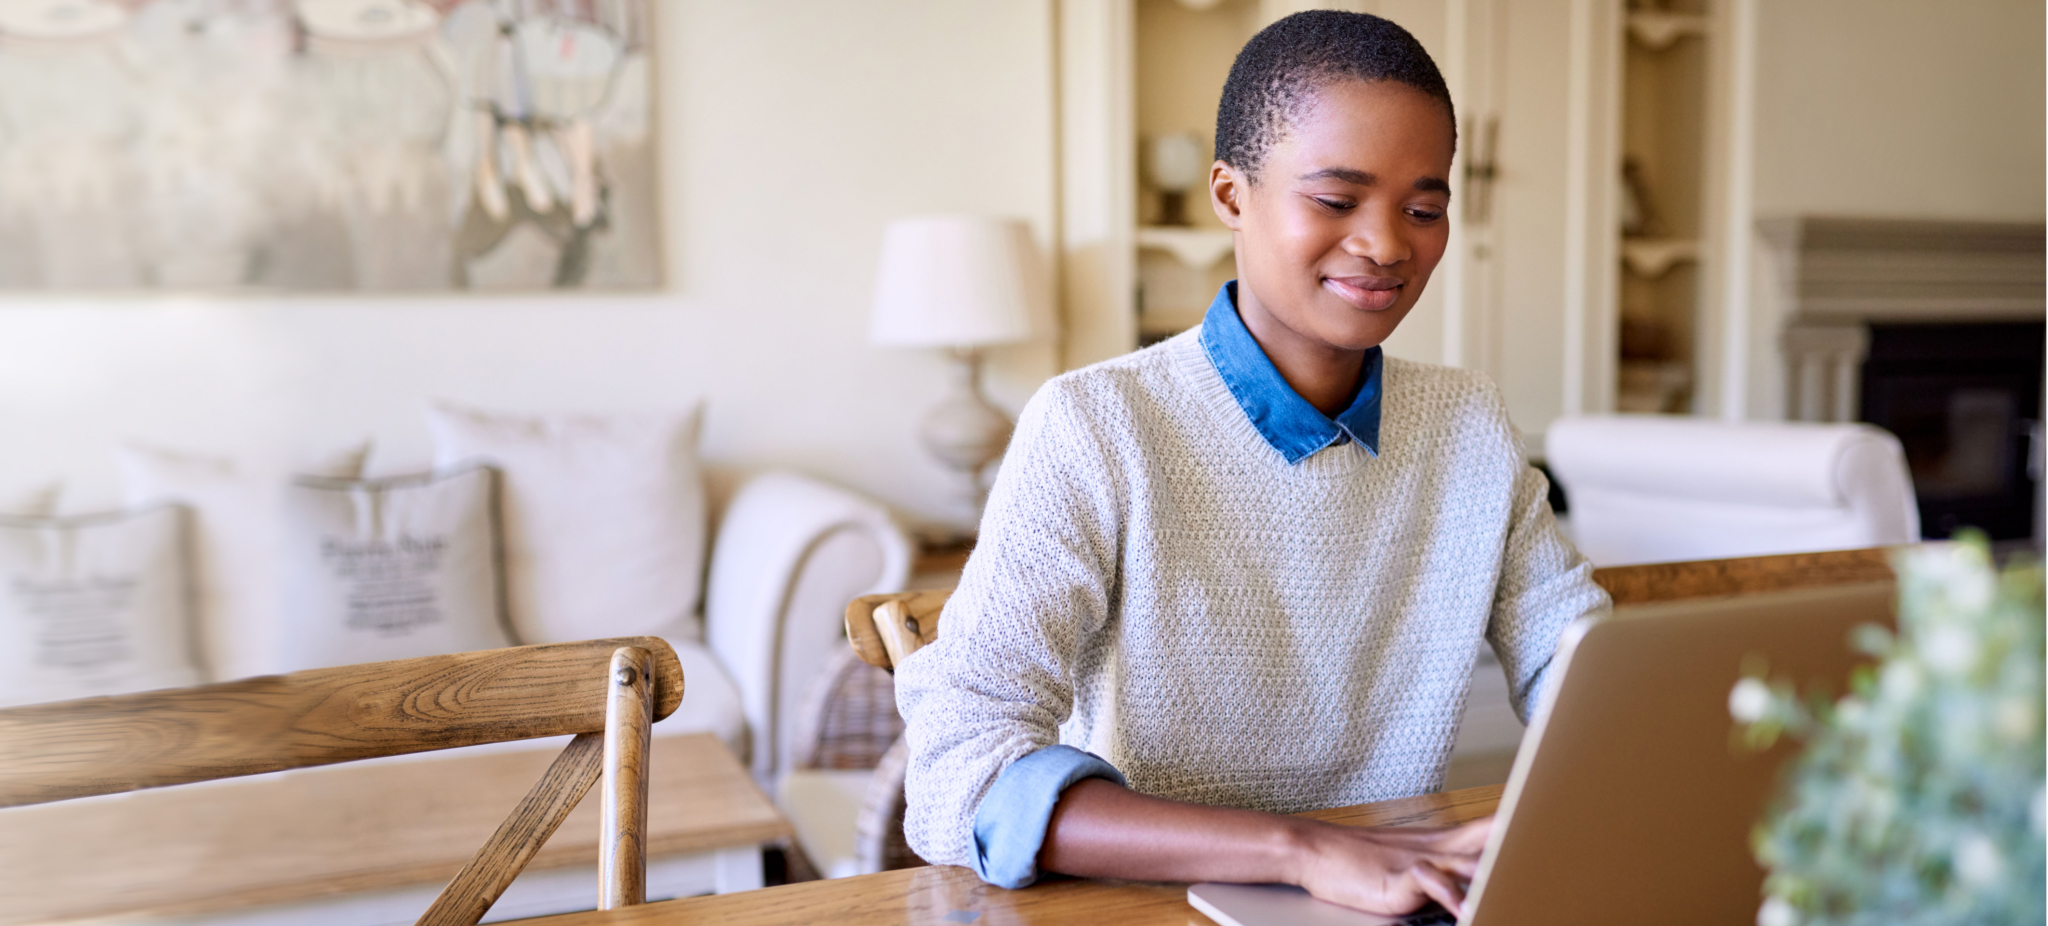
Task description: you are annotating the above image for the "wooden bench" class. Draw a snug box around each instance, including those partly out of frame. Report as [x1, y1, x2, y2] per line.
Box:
[0, 732, 793, 926]
[0, 638, 793, 926]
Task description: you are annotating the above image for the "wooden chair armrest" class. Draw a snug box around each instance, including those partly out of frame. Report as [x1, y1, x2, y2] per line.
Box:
[844, 590, 953, 671]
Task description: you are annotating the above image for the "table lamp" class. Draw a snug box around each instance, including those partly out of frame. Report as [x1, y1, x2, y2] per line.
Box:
[870, 215, 1047, 516]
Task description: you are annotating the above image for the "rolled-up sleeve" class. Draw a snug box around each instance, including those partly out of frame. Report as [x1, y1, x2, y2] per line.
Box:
[970, 745, 1126, 887]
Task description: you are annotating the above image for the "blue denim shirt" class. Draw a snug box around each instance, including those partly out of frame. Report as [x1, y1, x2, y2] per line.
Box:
[966, 281, 1386, 888]
[1200, 281, 1382, 461]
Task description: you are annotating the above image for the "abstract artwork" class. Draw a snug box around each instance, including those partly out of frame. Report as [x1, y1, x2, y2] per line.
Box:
[0, 0, 659, 292]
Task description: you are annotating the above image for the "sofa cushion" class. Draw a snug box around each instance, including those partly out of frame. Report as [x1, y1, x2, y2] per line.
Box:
[118, 442, 371, 681]
[0, 505, 201, 706]
[426, 403, 707, 645]
[278, 466, 514, 672]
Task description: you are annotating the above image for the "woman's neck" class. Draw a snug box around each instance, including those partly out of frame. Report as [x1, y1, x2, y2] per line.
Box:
[1235, 291, 1369, 416]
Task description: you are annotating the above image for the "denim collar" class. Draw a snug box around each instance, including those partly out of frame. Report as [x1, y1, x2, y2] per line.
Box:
[1198, 282, 1382, 464]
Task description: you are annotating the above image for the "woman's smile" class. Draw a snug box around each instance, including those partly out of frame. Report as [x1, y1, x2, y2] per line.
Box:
[1322, 274, 1403, 312]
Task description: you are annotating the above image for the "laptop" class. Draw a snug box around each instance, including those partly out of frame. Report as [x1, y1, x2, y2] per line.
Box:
[1189, 582, 1893, 926]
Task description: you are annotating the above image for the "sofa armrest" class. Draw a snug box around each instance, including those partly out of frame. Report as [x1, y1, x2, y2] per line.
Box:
[703, 471, 912, 784]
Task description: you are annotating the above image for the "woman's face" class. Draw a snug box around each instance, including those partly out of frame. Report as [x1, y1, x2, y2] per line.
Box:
[1210, 79, 1456, 354]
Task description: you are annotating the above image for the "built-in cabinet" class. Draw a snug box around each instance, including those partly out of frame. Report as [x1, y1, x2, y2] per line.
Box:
[1130, 0, 1264, 343]
[1055, 0, 1759, 442]
[1616, 1, 1713, 414]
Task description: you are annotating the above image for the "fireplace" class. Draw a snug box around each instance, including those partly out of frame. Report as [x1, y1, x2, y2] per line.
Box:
[1860, 321, 2043, 540]
[1763, 218, 2045, 542]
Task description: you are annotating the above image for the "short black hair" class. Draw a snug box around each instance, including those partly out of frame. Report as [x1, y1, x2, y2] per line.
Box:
[1215, 10, 1455, 181]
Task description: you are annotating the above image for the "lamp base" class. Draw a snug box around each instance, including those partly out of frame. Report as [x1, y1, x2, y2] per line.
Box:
[919, 348, 1013, 516]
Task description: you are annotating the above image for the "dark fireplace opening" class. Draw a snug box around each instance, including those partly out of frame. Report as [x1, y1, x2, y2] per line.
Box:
[1860, 321, 2044, 541]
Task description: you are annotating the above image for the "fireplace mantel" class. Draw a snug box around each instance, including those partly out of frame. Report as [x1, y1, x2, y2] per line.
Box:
[1762, 217, 2045, 422]
[1759, 217, 2044, 324]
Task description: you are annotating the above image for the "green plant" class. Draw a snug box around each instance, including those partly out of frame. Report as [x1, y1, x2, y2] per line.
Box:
[1730, 534, 2045, 926]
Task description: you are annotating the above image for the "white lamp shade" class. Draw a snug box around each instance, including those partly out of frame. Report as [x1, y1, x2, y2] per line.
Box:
[869, 215, 1047, 349]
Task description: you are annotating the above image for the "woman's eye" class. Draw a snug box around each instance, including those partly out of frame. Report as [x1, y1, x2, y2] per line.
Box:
[1408, 207, 1445, 223]
[1312, 197, 1355, 212]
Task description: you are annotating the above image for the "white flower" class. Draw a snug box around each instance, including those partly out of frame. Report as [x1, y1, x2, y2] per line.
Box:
[1880, 661, 1923, 701]
[1729, 678, 1773, 723]
[1757, 896, 1799, 926]
[1996, 697, 2035, 741]
[1947, 567, 1995, 610]
[1955, 832, 2004, 886]
[1920, 624, 1980, 675]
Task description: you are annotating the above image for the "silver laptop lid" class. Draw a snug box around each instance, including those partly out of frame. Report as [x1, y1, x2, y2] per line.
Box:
[1463, 582, 1892, 925]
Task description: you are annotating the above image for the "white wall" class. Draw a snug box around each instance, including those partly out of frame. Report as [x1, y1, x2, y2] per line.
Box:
[0, 1, 1060, 532]
[1752, 0, 2045, 221]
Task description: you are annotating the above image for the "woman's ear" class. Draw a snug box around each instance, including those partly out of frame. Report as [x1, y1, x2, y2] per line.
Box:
[1208, 161, 1243, 230]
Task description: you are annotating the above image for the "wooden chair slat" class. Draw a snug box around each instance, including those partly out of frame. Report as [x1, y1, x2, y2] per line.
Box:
[415, 732, 606, 926]
[599, 646, 655, 910]
[0, 636, 684, 808]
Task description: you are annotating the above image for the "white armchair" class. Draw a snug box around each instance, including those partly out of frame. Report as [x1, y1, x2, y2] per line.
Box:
[704, 471, 913, 786]
[1545, 415, 1920, 566]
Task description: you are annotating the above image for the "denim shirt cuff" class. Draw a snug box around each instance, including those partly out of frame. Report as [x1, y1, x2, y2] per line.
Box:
[969, 745, 1126, 888]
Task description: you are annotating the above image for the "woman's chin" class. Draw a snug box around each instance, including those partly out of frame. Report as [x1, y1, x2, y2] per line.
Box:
[1315, 307, 1410, 352]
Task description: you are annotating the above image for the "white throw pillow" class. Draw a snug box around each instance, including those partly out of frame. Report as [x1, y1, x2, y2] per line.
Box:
[426, 402, 707, 644]
[118, 442, 370, 681]
[0, 506, 201, 706]
[278, 466, 512, 672]
[2, 482, 61, 518]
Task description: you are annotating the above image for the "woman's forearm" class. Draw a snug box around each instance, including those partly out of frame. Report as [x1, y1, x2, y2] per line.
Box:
[1034, 778, 1491, 917]
[1035, 777, 1311, 883]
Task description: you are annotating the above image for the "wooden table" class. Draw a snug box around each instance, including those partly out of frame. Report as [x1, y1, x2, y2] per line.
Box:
[514, 785, 1504, 926]
[0, 732, 792, 925]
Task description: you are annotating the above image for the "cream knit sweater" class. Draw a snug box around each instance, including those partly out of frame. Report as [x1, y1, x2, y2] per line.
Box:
[895, 328, 1609, 869]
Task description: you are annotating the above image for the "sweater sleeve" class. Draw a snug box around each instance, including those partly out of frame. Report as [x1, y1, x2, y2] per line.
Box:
[1487, 461, 1611, 723]
[894, 380, 1125, 871]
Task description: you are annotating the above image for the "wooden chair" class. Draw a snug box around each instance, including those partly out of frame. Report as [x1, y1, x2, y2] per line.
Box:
[0, 636, 684, 926]
[844, 547, 1899, 670]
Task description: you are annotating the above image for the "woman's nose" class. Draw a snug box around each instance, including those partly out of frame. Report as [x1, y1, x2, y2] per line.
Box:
[1341, 209, 1413, 267]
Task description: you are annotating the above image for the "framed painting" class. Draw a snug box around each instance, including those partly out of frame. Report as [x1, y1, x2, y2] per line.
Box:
[0, 0, 660, 292]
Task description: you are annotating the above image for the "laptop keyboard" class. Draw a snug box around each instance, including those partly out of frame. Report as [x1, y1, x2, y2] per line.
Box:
[1399, 908, 1457, 925]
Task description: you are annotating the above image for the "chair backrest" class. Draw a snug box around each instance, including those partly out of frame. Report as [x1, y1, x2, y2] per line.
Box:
[0, 637, 683, 926]
[844, 546, 1900, 671]
[788, 648, 904, 773]
[1545, 415, 1920, 566]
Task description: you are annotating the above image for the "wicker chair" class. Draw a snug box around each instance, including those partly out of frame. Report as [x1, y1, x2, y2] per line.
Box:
[777, 648, 920, 878]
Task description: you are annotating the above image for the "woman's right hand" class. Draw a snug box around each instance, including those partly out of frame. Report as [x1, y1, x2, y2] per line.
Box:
[1288, 815, 1494, 918]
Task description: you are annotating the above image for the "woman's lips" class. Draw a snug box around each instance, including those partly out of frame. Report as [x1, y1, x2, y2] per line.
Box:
[1323, 275, 1402, 312]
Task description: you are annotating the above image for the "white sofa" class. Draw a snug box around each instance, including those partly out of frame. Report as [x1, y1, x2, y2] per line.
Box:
[1545, 415, 1920, 566]
[89, 468, 911, 926]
